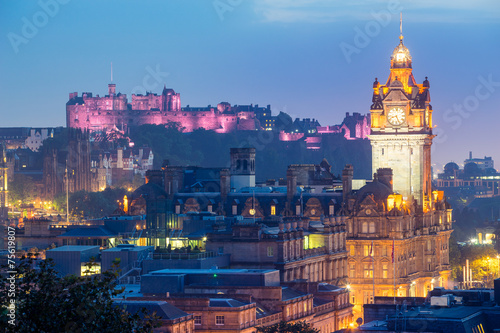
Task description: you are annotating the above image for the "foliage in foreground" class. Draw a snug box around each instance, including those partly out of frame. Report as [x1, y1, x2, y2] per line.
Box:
[0, 257, 159, 333]
[256, 321, 320, 333]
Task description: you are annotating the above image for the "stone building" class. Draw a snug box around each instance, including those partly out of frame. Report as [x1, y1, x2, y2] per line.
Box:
[66, 84, 261, 133]
[131, 268, 352, 332]
[43, 129, 96, 198]
[343, 32, 453, 319]
[206, 217, 348, 286]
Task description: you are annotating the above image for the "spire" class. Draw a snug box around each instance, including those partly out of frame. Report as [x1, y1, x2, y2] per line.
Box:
[400, 12, 403, 39]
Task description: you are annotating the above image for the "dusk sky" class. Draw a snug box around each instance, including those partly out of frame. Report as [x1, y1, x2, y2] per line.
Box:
[1, 0, 499, 171]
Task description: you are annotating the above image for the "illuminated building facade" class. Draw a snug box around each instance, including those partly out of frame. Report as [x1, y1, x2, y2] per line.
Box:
[66, 84, 260, 133]
[345, 33, 453, 318]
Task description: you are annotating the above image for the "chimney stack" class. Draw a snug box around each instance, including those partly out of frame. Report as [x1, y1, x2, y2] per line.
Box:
[342, 164, 353, 202]
[287, 167, 297, 203]
[377, 168, 393, 191]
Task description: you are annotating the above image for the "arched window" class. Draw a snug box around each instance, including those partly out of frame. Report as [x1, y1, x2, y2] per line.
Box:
[243, 160, 248, 171]
[369, 222, 376, 233]
[362, 222, 368, 233]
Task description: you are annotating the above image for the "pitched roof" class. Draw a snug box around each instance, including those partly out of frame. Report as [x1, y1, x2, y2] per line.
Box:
[209, 298, 247, 308]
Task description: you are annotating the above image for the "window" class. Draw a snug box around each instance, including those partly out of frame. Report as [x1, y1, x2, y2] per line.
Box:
[382, 246, 388, 257]
[271, 205, 276, 216]
[381, 148, 384, 155]
[267, 246, 274, 257]
[349, 245, 355, 256]
[382, 264, 388, 279]
[215, 316, 224, 325]
[207, 205, 212, 213]
[232, 205, 237, 215]
[350, 263, 356, 278]
[362, 222, 368, 233]
[296, 205, 301, 216]
[363, 263, 373, 278]
[175, 205, 181, 214]
[369, 222, 376, 234]
[329, 205, 334, 216]
[194, 316, 202, 325]
[364, 245, 370, 257]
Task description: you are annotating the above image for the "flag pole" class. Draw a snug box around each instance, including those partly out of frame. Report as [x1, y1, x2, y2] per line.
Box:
[393, 238, 396, 304]
[371, 240, 375, 303]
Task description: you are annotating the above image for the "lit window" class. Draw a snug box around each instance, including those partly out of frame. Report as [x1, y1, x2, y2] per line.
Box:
[271, 205, 276, 216]
[349, 245, 355, 256]
[215, 316, 224, 325]
[364, 245, 370, 257]
[232, 205, 237, 215]
[362, 222, 368, 233]
[382, 264, 388, 279]
[363, 264, 373, 278]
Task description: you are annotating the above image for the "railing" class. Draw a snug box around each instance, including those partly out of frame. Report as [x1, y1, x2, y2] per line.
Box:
[303, 247, 327, 258]
[255, 313, 282, 327]
[152, 251, 217, 260]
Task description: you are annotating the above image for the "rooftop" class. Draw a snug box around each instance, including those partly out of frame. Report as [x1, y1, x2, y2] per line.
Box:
[115, 300, 190, 320]
[103, 244, 153, 252]
[47, 245, 100, 252]
[150, 268, 276, 275]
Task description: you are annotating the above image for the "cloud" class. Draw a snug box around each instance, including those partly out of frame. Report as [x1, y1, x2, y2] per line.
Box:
[252, 0, 500, 23]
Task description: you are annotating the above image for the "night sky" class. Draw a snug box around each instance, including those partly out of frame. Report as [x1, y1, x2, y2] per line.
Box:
[1, 0, 499, 172]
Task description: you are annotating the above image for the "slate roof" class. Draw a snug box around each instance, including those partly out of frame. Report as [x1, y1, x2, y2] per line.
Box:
[115, 301, 189, 320]
[209, 298, 247, 308]
[281, 287, 306, 301]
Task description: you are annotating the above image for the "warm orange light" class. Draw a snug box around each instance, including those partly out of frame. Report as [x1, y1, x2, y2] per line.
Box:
[123, 195, 128, 214]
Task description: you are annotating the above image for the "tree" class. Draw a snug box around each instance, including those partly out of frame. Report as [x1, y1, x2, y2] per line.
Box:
[257, 321, 319, 333]
[457, 244, 499, 288]
[8, 174, 36, 206]
[0, 257, 159, 332]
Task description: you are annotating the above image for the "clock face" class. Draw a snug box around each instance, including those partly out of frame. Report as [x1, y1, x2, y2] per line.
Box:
[249, 208, 255, 216]
[387, 107, 406, 126]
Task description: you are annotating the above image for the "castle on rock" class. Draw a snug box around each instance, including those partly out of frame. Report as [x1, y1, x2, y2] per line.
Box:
[66, 84, 265, 133]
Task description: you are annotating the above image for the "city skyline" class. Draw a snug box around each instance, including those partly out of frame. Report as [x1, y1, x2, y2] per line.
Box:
[1, 0, 499, 169]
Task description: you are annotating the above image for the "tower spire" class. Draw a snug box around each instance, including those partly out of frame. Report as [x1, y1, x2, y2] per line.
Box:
[400, 12, 403, 41]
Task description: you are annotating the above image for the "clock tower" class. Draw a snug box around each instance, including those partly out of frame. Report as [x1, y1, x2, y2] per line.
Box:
[369, 33, 433, 208]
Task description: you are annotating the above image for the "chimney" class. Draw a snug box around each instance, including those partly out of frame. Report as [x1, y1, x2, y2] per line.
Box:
[377, 168, 393, 191]
[287, 167, 297, 203]
[469, 151, 472, 160]
[342, 164, 353, 202]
